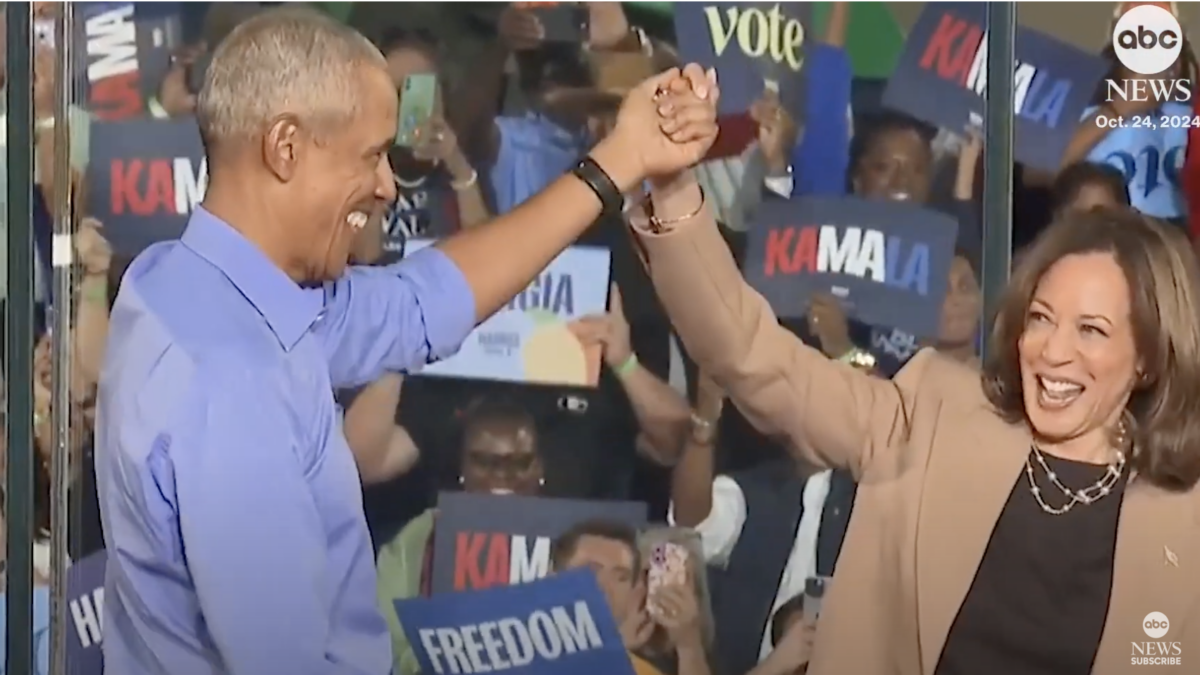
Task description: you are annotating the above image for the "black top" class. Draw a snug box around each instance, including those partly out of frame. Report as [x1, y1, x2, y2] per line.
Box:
[935, 450, 1129, 675]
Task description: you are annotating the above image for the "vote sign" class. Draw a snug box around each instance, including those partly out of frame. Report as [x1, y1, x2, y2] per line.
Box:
[882, 2, 1107, 171]
[674, 3, 810, 119]
[66, 549, 107, 675]
[396, 570, 635, 675]
[744, 197, 959, 338]
[88, 118, 206, 256]
[432, 492, 647, 594]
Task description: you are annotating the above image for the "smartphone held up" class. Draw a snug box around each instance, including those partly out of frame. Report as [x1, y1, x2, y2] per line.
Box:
[396, 73, 438, 147]
[647, 541, 688, 620]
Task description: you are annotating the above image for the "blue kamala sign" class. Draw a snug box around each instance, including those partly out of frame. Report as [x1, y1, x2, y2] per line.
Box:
[744, 197, 959, 337]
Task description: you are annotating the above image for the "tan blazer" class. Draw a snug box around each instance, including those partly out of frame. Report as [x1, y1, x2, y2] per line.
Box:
[629, 208, 1200, 675]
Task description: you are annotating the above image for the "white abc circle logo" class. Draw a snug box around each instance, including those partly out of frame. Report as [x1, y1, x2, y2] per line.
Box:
[1143, 612, 1171, 638]
[1113, 5, 1183, 75]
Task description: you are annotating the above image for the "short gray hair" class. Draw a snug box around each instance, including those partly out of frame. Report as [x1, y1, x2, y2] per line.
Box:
[196, 7, 386, 150]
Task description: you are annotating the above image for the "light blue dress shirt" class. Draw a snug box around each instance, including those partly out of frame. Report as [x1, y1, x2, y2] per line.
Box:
[96, 207, 476, 674]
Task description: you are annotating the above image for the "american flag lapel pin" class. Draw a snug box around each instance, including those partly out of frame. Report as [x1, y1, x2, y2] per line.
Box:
[1165, 546, 1179, 568]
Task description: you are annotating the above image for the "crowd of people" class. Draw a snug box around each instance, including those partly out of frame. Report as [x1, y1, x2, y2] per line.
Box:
[3, 2, 1200, 675]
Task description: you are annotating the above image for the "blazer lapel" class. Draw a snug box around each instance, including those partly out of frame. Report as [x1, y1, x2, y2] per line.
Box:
[915, 404, 1030, 675]
[1093, 481, 1199, 674]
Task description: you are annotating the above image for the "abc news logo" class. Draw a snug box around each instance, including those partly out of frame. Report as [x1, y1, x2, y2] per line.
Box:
[1116, 21, 1181, 54]
[1108, 4, 1192, 103]
[1145, 615, 1169, 636]
[1132, 612, 1182, 665]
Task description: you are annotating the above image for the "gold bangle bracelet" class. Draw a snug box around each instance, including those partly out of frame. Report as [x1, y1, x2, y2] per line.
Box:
[647, 186, 706, 233]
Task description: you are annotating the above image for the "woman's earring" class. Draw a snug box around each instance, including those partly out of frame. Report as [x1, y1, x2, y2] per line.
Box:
[457, 475, 465, 485]
[538, 477, 545, 487]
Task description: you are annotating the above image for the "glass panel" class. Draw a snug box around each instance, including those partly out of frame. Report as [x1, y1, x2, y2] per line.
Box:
[5, 3, 45, 675]
[981, 2, 1016, 359]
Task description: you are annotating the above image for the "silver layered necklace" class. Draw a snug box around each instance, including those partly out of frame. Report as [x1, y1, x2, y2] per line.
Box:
[1025, 423, 1129, 515]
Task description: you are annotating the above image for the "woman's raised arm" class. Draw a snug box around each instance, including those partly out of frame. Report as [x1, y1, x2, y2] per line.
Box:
[627, 176, 936, 478]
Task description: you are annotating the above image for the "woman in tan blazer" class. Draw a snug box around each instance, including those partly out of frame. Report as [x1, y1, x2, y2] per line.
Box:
[624, 171, 1200, 674]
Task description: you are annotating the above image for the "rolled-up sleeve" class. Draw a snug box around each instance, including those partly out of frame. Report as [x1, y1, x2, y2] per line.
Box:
[172, 369, 355, 675]
[318, 245, 476, 388]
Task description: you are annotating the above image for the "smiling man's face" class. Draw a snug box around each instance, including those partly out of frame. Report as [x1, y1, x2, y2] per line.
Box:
[291, 63, 398, 281]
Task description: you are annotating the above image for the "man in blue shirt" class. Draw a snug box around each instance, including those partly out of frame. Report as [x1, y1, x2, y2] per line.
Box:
[96, 8, 719, 675]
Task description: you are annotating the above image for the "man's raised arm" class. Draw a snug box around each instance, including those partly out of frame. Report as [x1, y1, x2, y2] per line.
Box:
[317, 65, 719, 387]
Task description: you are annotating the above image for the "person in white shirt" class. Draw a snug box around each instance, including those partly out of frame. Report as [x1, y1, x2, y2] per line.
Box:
[669, 369, 858, 675]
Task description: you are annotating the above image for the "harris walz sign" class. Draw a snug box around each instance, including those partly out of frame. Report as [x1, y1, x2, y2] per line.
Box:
[431, 492, 647, 594]
[882, 2, 1107, 171]
[66, 550, 108, 675]
[87, 118, 206, 256]
[744, 197, 958, 338]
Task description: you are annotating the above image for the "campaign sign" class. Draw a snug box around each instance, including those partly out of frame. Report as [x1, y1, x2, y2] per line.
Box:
[432, 492, 647, 594]
[673, 3, 810, 119]
[381, 173, 460, 261]
[77, 2, 183, 121]
[396, 570, 635, 675]
[66, 550, 107, 675]
[882, 2, 1107, 171]
[88, 118, 205, 256]
[744, 197, 959, 337]
[0, 587, 50, 674]
[408, 241, 612, 387]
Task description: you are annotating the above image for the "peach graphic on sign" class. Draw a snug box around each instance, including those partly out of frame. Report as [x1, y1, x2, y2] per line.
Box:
[520, 310, 601, 386]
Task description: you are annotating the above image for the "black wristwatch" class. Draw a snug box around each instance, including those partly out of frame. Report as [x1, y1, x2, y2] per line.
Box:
[571, 156, 624, 219]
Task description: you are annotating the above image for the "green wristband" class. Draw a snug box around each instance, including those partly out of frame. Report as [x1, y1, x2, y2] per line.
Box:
[614, 353, 639, 377]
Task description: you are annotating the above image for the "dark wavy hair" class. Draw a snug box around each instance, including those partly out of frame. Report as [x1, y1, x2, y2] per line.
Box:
[982, 209, 1200, 491]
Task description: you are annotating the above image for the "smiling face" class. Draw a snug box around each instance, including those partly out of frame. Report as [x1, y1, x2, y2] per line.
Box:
[283, 63, 398, 281]
[460, 417, 543, 496]
[1018, 252, 1140, 448]
[853, 127, 933, 204]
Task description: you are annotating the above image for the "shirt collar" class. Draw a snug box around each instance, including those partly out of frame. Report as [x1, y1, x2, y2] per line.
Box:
[180, 207, 323, 351]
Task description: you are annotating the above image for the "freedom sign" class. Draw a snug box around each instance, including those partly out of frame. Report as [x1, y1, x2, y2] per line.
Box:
[87, 118, 206, 256]
[673, 2, 810, 119]
[407, 240, 612, 387]
[744, 197, 958, 338]
[882, 2, 1107, 171]
[431, 492, 647, 594]
[395, 570, 635, 675]
[65, 550, 107, 675]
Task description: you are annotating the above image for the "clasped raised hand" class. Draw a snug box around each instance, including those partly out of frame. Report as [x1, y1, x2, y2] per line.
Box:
[609, 63, 721, 183]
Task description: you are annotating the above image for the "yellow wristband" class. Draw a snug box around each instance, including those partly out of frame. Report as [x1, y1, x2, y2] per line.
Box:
[614, 353, 639, 377]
